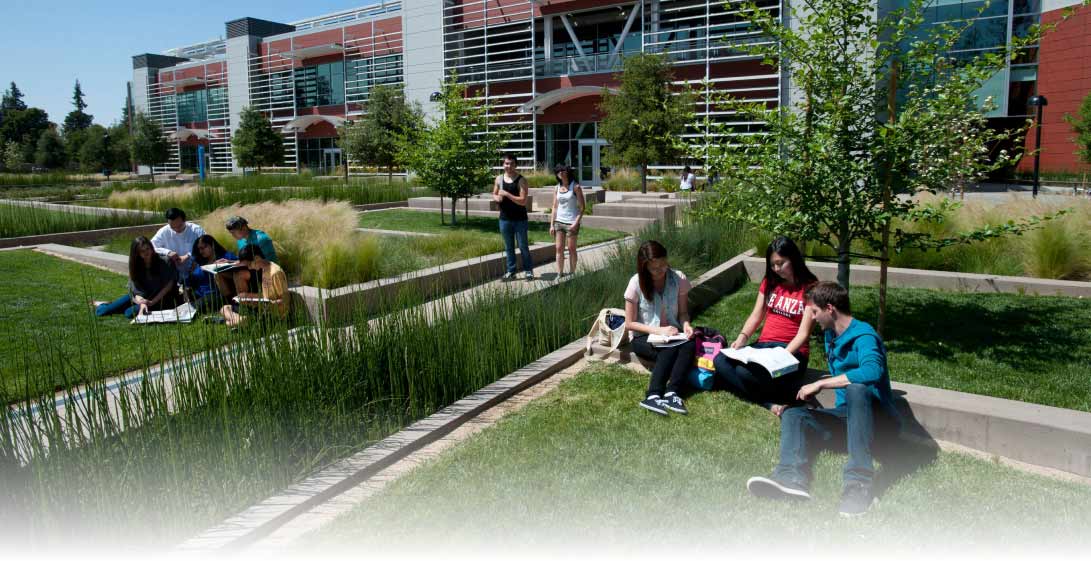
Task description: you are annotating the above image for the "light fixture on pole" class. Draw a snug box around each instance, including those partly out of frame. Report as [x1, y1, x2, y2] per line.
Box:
[1028, 95, 1048, 199]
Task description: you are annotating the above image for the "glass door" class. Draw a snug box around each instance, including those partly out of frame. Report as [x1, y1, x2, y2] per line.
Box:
[577, 139, 607, 187]
[321, 148, 342, 176]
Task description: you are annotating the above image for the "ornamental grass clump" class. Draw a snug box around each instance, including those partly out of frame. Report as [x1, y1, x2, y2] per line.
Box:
[0, 202, 152, 238]
[105, 185, 202, 212]
[201, 200, 380, 288]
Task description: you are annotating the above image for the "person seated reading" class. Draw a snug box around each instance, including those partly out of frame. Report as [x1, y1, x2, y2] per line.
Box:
[189, 234, 236, 314]
[94, 237, 181, 319]
[222, 215, 277, 302]
[220, 245, 289, 327]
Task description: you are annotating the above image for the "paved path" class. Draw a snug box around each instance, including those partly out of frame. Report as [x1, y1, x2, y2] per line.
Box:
[7, 237, 631, 466]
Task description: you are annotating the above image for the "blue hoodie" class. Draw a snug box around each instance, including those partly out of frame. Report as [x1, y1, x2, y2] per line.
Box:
[824, 318, 899, 422]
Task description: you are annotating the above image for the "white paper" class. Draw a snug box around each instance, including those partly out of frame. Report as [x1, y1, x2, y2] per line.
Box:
[721, 346, 800, 377]
[131, 303, 197, 325]
[648, 333, 690, 347]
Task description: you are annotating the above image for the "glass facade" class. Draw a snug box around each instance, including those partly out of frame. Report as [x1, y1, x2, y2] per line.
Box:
[175, 87, 225, 124]
[534, 6, 642, 77]
[908, 0, 1041, 117]
[535, 122, 598, 170]
[345, 54, 404, 103]
[295, 61, 346, 108]
[298, 137, 339, 171]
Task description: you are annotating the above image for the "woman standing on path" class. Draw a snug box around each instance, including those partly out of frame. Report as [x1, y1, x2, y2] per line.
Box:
[624, 240, 696, 416]
[548, 164, 585, 278]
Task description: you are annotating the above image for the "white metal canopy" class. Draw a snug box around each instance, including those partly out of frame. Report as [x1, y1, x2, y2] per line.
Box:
[169, 127, 209, 141]
[281, 115, 346, 133]
[517, 86, 618, 114]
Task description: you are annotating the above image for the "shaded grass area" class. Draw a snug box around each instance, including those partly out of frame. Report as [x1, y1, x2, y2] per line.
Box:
[698, 283, 1091, 412]
[0, 203, 152, 238]
[305, 364, 1091, 554]
[358, 209, 625, 246]
[0, 250, 234, 399]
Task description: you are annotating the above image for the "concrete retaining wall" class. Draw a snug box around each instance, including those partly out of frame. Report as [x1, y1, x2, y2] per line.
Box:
[409, 196, 535, 212]
[742, 257, 1091, 297]
[0, 224, 161, 249]
[592, 202, 677, 222]
[398, 206, 655, 234]
[352, 201, 408, 212]
[0, 198, 159, 219]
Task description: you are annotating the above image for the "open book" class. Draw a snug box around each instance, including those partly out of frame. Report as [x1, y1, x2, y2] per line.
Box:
[647, 333, 690, 348]
[234, 295, 273, 304]
[201, 262, 246, 275]
[721, 346, 800, 378]
[131, 302, 197, 325]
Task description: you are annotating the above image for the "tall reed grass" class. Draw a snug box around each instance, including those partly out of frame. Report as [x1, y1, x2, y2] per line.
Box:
[106, 185, 201, 212]
[0, 202, 153, 238]
[0, 211, 752, 551]
[0, 173, 99, 187]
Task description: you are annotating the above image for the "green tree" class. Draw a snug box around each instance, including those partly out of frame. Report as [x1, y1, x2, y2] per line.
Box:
[78, 125, 111, 172]
[34, 127, 66, 169]
[1063, 91, 1091, 166]
[690, 0, 1077, 333]
[338, 84, 422, 182]
[63, 80, 93, 135]
[1, 82, 26, 113]
[400, 78, 507, 224]
[130, 112, 170, 181]
[231, 106, 284, 173]
[598, 53, 694, 193]
[3, 140, 24, 171]
[107, 121, 133, 172]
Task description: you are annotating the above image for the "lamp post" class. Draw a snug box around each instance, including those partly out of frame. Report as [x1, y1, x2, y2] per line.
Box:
[1028, 95, 1048, 199]
[102, 131, 112, 179]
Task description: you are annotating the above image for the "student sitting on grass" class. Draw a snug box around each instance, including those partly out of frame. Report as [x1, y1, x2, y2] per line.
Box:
[188, 234, 236, 314]
[222, 215, 277, 302]
[94, 236, 181, 319]
[625, 240, 695, 416]
[150, 207, 205, 280]
[714, 236, 818, 414]
[746, 281, 901, 517]
[219, 245, 289, 328]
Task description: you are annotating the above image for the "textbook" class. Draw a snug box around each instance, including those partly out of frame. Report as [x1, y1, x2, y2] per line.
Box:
[131, 302, 197, 325]
[720, 346, 800, 377]
[201, 262, 245, 275]
[234, 296, 273, 304]
[647, 333, 690, 348]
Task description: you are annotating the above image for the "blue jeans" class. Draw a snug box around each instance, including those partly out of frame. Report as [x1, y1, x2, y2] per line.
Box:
[713, 341, 808, 406]
[499, 218, 533, 274]
[96, 294, 140, 320]
[773, 384, 889, 489]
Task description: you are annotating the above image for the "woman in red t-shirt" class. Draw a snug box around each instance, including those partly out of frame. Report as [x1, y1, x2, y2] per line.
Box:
[713, 236, 817, 412]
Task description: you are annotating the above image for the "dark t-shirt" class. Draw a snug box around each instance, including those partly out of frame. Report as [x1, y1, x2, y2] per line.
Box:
[498, 174, 528, 222]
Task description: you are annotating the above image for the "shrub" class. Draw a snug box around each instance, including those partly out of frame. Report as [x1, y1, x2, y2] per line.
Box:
[523, 169, 556, 188]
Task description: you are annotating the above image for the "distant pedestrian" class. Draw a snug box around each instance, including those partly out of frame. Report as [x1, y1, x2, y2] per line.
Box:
[492, 152, 534, 280]
[549, 163, 585, 278]
[679, 165, 696, 192]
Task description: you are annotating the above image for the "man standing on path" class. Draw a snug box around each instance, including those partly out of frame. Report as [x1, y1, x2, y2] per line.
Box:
[151, 207, 205, 281]
[746, 281, 901, 517]
[492, 152, 534, 280]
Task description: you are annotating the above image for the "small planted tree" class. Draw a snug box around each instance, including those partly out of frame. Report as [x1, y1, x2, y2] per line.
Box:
[232, 106, 284, 174]
[401, 78, 507, 224]
[1064, 90, 1091, 168]
[130, 111, 170, 182]
[35, 127, 66, 169]
[599, 53, 694, 193]
[690, 0, 1078, 333]
[339, 84, 422, 182]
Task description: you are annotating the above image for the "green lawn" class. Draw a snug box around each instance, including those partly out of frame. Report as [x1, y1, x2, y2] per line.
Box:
[359, 209, 624, 246]
[305, 364, 1091, 553]
[698, 283, 1091, 412]
[0, 250, 234, 399]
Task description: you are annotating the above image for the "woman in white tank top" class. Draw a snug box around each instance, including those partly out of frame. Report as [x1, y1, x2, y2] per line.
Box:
[549, 163, 586, 278]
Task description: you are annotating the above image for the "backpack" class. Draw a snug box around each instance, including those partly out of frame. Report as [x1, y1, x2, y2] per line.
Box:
[686, 327, 726, 391]
[585, 308, 628, 357]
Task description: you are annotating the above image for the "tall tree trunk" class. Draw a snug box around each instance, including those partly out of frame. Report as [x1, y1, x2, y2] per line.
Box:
[836, 234, 851, 291]
[441, 195, 445, 225]
[451, 196, 458, 224]
[640, 163, 648, 194]
[878, 62, 899, 337]
[464, 196, 468, 220]
[387, 167, 393, 184]
[344, 158, 349, 184]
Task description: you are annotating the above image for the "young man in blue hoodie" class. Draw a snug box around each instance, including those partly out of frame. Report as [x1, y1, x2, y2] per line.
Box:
[747, 281, 900, 517]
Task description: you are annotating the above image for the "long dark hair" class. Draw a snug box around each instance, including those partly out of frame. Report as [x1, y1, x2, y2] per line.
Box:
[636, 240, 669, 301]
[128, 236, 164, 287]
[764, 236, 817, 291]
[554, 163, 575, 186]
[191, 234, 229, 266]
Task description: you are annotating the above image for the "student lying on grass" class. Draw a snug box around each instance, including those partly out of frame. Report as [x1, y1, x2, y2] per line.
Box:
[747, 281, 901, 518]
[94, 236, 181, 319]
[714, 236, 818, 414]
[218, 245, 289, 328]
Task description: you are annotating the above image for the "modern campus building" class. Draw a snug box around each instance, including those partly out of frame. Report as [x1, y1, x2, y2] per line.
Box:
[130, 0, 1091, 181]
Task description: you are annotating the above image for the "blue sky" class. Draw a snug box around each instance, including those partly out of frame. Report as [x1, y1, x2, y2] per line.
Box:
[0, 0, 363, 126]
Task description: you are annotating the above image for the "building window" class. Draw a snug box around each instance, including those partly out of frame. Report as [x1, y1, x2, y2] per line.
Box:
[176, 90, 208, 124]
[535, 122, 597, 169]
[346, 54, 404, 103]
[295, 61, 346, 108]
[298, 137, 338, 170]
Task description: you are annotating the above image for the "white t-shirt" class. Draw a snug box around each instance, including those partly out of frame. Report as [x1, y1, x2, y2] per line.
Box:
[151, 222, 206, 271]
[679, 173, 695, 191]
[623, 271, 691, 337]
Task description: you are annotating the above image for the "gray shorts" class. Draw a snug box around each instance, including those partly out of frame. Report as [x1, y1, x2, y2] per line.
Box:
[553, 221, 578, 235]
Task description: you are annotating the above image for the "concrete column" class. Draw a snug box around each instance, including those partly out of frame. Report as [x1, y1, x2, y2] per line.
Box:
[403, 0, 445, 122]
[226, 35, 259, 172]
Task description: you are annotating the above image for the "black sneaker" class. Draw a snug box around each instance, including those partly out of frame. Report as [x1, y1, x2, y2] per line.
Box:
[746, 475, 812, 501]
[838, 481, 875, 517]
[663, 393, 688, 415]
[524, 271, 534, 280]
[639, 395, 669, 416]
[502, 272, 517, 280]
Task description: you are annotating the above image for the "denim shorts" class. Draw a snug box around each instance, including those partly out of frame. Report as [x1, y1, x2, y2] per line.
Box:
[553, 221, 577, 234]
